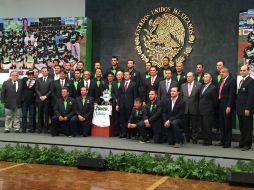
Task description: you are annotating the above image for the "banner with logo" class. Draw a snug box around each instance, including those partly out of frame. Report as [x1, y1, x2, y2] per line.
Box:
[92, 105, 112, 127]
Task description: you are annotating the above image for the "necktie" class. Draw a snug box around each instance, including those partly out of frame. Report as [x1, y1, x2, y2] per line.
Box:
[163, 70, 166, 79]
[61, 80, 64, 88]
[201, 85, 208, 95]
[82, 98, 86, 105]
[146, 74, 150, 79]
[177, 75, 181, 82]
[85, 81, 88, 88]
[112, 69, 116, 75]
[74, 80, 78, 90]
[13, 81, 17, 92]
[27, 80, 32, 88]
[136, 110, 139, 117]
[150, 103, 154, 112]
[218, 79, 225, 99]
[166, 81, 170, 92]
[96, 80, 100, 87]
[124, 81, 128, 91]
[217, 75, 221, 83]
[64, 100, 67, 110]
[197, 76, 201, 82]
[117, 82, 120, 88]
[188, 83, 192, 96]
[108, 84, 112, 92]
[151, 77, 155, 86]
[43, 77, 46, 83]
[239, 78, 244, 89]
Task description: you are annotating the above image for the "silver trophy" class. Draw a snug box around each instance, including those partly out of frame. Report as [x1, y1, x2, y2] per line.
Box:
[100, 89, 112, 105]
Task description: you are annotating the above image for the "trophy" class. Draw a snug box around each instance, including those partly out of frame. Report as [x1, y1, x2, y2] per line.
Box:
[100, 89, 112, 105]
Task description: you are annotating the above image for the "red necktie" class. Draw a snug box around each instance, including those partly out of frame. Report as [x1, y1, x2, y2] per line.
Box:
[124, 82, 128, 91]
[218, 79, 225, 99]
[239, 78, 244, 88]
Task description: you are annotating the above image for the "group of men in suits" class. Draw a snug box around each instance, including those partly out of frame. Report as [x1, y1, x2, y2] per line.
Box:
[1, 56, 253, 150]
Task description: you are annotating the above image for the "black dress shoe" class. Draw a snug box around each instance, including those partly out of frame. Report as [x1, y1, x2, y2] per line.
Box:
[37, 130, 42, 134]
[203, 141, 212, 146]
[28, 129, 35, 133]
[223, 144, 231, 148]
[241, 146, 251, 151]
[4, 130, 10, 133]
[185, 138, 190, 143]
[22, 129, 26, 133]
[192, 140, 198, 144]
[119, 135, 126, 138]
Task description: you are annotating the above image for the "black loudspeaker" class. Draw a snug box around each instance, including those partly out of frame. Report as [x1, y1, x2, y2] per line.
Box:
[228, 172, 254, 187]
[76, 157, 106, 170]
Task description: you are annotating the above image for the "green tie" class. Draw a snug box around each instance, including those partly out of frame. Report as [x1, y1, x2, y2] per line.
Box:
[82, 98, 86, 105]
[136, 110, 139, 117]
[197, 76, 201, 82]
[163, 70, 166, 79]
[177, 75, 181, 82]
[117, 82, 120, 88]
[96, 80, 100, 87]
[217, 75, 221, 83]
[146, 74, 150, 79]
[150, 103, 154, 112]
[74, 80, 78, 90]
[112, 69, 116, 75]
[108, 84, 112, 92]
[64, 100, 67, 110]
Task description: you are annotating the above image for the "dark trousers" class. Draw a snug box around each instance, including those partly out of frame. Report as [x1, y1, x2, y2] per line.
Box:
[37, 101, 50, 131]
[165, 119, 183, 144]
[138, 122, 151, 141]
[113, 109, 120, 136]
[51, 116, 70, 136]
[119, 105, 132, 136]
[238, 115, 253, 148]
[218, 105, 235, 146]
[70, 116, 91, 136]
[200, 114, 214, 143]
[184, 114, 199, 141]
[21, 102, 35, 130]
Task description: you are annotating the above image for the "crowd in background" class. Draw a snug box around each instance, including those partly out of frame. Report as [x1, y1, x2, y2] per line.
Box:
[1, 56, 254, 151]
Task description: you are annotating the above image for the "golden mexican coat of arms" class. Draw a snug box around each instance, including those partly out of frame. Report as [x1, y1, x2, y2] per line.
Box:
[135, 7, 195, 67]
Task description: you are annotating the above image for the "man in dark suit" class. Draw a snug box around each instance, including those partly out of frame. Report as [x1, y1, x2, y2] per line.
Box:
[217, 67, 237, 148]
[195, 63, 204, 84]
[119, 71, 137, 138]
[112, 71, 124, 136]
[181, 72, 202, 143]
[1, 71, 23, 133]
[158, 69, 177, 101]
[143, 66, 162, 103]
[21, 70, 36, 133]
[69, 69, 81, 98]
[70, 86, 94, 137]
[78, 71, 96, 100]
[236, 65, 254, 151]
[127, 59, 141, 88]
[199, 73, 218, 145]
[52, 70, 70, 102]
[105, 56, 124, 78]
[142, 90, 163, 143]
[35, 67, 54, 133]
[163, 86, 185, 148]
[64, 62, 74, 80]
[92, 68, 107, 104]
[172, 62, 186, 89]
[52, 87, 74, 136]
[158, 56, 175, 79]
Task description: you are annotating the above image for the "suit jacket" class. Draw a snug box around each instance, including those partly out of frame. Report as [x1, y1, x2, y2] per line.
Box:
[129, 68, 141, 87]
[172, 72, 187, 89]
[181, 81, 202, 114]
[66, 71, 74, 81]
[199, 83, 217, 115]
[92, 78, 107, 103]
[236, 76, 254, 115]
[74, 96, 94, 122]
[52, 79, 70, 102]
[54, 97, 74, 120]
[21, 77, 36, 104]
[144, 75, 162, 102]
[112, 80, 124, 105]
[119, 80, 137, 109]
[163, 97, 185, 122]
[78, 79, 96, 99]
[143, 99, 162, 125]
[158, 79, 178, 101]
[69, 79, 81, 98]
[128, 107, 145, 124]
[218, 75, 237, 109]
[1, 79, 23, 109]
[35, 77, 53, 103]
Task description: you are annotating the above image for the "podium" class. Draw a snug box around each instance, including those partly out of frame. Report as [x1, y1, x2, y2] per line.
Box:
[91, 105, 114, 137]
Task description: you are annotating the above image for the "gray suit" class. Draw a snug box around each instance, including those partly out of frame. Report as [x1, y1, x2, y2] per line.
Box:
[158, 79, 177, 101]
[1, 79, 23, 131]
[181, 81, 202, 142]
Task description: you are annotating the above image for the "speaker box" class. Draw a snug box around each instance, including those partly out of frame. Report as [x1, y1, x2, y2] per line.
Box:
[77, 157, 106, 170]
[228, 172, 254, 187]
